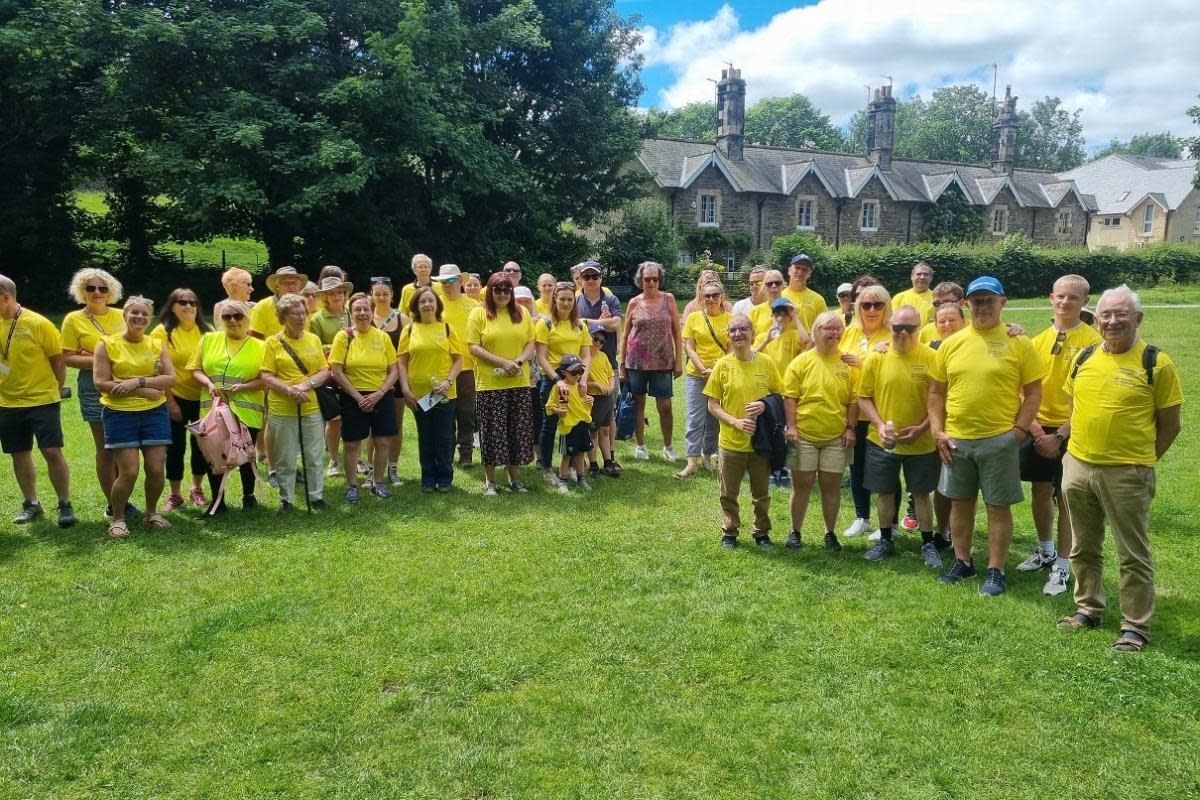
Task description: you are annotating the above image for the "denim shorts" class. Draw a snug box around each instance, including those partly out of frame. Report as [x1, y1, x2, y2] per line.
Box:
[626, 368, 674, 398]
[77, 370, 103, 423]
[102, 404, 172, 449]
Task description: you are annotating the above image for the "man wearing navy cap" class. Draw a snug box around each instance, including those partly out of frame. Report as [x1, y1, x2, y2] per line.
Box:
[928, 276, 1046, 596]
[781, 254, 827, 331]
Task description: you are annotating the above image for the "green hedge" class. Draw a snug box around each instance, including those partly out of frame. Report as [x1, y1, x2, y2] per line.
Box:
[767, 232, 1200, 297]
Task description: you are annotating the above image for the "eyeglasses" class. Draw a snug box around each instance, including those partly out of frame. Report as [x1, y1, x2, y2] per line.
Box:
[85, 285, 110, 294]
[727, 325, 752, 333]
[582, 275, 601, 281]
[175, 299, 198, 307]
[860, 301, 885, 311]
[491, 286, 512, 295]
[764, 280, 782, 288]
[703, 293, 722, 301]
[503, 268, 522, 275]
[221, 312, 245, 322]
[1050, 329, 1067, 355]
[891, 323, 918, 334]
[1097, 310, 1132, 321]
[837, 292, 851, 299]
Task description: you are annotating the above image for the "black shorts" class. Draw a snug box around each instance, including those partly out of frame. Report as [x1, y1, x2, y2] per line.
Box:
[560, 421, 594, 456]
[0, 403, 64, 454]
[589, 392, 615, 432]
[339, 390, 399, 442]
[862, 441, 940, 494]
[1020, 426, 1066, 488]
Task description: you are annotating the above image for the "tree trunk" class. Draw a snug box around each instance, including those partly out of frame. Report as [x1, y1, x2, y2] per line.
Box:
[260, 213, 294, 268]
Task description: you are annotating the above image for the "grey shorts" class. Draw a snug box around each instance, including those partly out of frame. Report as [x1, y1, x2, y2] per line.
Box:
[863, 442, 939, 495]
[937, 430, 1023, 506]
[77, 370, 103, 423]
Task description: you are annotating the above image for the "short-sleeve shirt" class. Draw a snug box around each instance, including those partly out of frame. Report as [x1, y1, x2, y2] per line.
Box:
[534, 317, 590, 370]
[752, 326, 803, 374]
[681, 310, 730, 377]
[929, 324, 1046, 440]
[307, 307, 346, 349]
[838, 325, 890, 359]
[150, 323, 205, 402]
[576, 290, 622, 363]
[783, 348, 858, 442]
[780, 286, 828, 330]
[892, 288, 935, 325]
[858, 344, 937, 455]
[703, 352, 782, 453]
[1065, 339, 1183, 467]
[440, 294, 481, 371]
[99, 334, 167, 412]
[545, 380, 593, 433]
[186, 332, 266, 429]
[249, 295, 282, 338]
[1031, 322, 1103, 427]
[397, 322, 463, 400]
[466, 306, 534, 391]
[587, 352, 615, 396]
[749, 302, 777, 337]
[262, 331, 326, 417]
[0, 309, 62, 407]
[398, 280, 444, 315]
[61, 307, 125, 357]
[329, 326, 398, 392]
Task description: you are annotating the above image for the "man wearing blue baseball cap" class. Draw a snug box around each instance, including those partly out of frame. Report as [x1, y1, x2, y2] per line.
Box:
[928, 276, 1046, 596]
[781, 254, 827, 331]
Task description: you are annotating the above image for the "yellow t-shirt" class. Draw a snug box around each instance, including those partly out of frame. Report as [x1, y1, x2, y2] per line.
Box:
[440, 294, 481, 371]
[329, 326, 398, 392]
[397, 321, 463, 400]
[587, 351, 615, 396]
[783, 348, 858, 442]
[150, 323, 204, 402]
[262, 331, 326, 417]
[398, 281, 444, 315]
[838, 324, 890, 359]
[753, 326, 804, 373]
[929, 324, 1046, 440]
[892, 288, 935, 325]
[534, 298, 552, 319]
[99, 334, 167, 412]
[0, 309, 62, 407]
[919, 321, 939, 345]
[780, 286, 828, 330]
[61, 307, 125, 356]
[749, 302, 777, 336]
[858, 345, 937, 454]
[545, 380, 593, 433]
[249, 295, 282, 338]
[702, 352, 783, 453]
[1031, 322, 1103, 427]
[534, 317, 590, 369]
[681, 310, 730, 378]
[466, 306, 534, 391]
[1065, 340, 1183, 467]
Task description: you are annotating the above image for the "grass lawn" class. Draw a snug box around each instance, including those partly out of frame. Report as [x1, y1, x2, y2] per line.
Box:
[2, 309, 1198, 798]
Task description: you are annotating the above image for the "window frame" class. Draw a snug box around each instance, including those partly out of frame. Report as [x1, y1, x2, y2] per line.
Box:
[697, 192, 719, 228]
[795, 196, 815, 230]
[991, 205, 1008, 236]
[1142, 203, 1154, 235]
[859, 200, 879, 232]
[1055, 209, 1072, 235]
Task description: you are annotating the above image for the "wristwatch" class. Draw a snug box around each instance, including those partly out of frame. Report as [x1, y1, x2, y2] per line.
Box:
[1053, 431, 1065, 443]
[138, 377, 146, 388]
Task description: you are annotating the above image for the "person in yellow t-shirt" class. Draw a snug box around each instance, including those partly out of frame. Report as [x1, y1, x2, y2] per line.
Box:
[928, 277, 1045, 595]
[920, 281, 965, 344]
[679, 279, 731, 479]
[752, 297, 809, 374]
[463, 272, 482, 301]
[398, 253, 444, 313]
[331, 293, 401, 500]
[891, 262, 935, 325]
[1058, 285, 1182, 652]
[856, 306, 941, 564]
[703, 313, 782, 549]
[250, 266, 307, 339]
[0, 274, 74, 527]
[545, 353, 594, 492]
[748, 269, 786, 335]
[1014, 274, 1103, 595]
[535, 283, 592, 478]
[151, 288, 214, 514]
[260, 293, 330, 511]
[93, 296, 177, 537]
[584, 325, 618, 477]
[780, 253, 828, 331]
[432, 264, 482, 466]
[782, 311, 858, 551]
[535, 273, 555, 319]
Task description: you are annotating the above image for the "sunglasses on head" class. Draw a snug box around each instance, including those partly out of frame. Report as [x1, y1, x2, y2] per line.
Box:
[175, 299, 198, 307]
[891, 323, 918, 334]
[764, 280, 782, 288]
[85, 284, 110, 294]
[370, 276, 392, 284]
[860, 301, 885, 311]
[221, 312, 245, 322]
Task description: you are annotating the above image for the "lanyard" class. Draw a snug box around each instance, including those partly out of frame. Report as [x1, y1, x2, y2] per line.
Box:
[1, 307, 22, 362]
[84, 309, 110, 336]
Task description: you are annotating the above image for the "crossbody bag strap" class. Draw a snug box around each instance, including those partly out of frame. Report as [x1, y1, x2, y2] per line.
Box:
[701, 313, 727, 353]
[276, 334, 312, 376]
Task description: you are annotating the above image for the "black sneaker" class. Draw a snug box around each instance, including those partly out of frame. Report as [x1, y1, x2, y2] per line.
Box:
[864, 539, 896, 561]
[933, 533, 953, 551]
[311, 498, 327, 511]
[206, 501, 228, 516]
[979, 568, 1007, 596]
[720, 535, 737, 550]
[589, 461, 601, 478]
[938, 558, 977, 584]
[785, 531, 802, 549]
[56, 501, 76, 528]
[823, 532, 842, 552]
[242, 496, 258, 511]
[753, 535, 774, 551]
[278, 501, 293, 514]
[14, 501, 43, 524]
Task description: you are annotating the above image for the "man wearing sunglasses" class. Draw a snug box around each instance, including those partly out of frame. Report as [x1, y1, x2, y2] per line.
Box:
[748, 269, 787, 336]
[781, 253, 827, 331]
[929, 276, 1045, 596]
[575, 262, 621, 368]
[1015, 274, 1102, 596]
[731, 266, 767, 318]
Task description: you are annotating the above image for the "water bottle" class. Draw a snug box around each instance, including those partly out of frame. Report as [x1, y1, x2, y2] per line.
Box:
[884, 420, 896, 451]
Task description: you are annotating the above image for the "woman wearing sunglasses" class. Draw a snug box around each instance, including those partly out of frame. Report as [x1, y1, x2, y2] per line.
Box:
[187, 300, 267, 514]
[151, 288, 213, 513]
[620, 261, 682, 462]
[677, 279, 731, 479]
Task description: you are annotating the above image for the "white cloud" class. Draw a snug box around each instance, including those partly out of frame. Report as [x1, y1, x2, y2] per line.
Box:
[638, 0, 1200, 149]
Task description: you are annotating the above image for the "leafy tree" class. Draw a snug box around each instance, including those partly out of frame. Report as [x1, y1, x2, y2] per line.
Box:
[645, 101, 716, 140]
[598, 198, 679, 286]
[920, 186, 983, 243]
[1017, 97, 1085, 171]
[744, 94, 845, 150]
[1091, 132, 1184, 161]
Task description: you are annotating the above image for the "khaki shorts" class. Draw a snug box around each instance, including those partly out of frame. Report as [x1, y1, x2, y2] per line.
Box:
[787, 437, 847, 473]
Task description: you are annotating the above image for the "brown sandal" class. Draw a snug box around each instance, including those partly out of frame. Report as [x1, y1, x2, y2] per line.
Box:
[106, 520, 130, 538]
[1112, 632, 1147, 653]
[1057, 613, 1100, 631]
[143, 513, 172, 530]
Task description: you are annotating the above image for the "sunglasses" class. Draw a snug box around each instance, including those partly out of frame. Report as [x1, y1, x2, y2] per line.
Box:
[503, 268, 522, 274]
[582, 274, 601, 281]
[837, 292, 851, 298]
[764, 280, 783, 288]
[175, 299, 199, 307]
[491, 287, 513, 295]
[221, 312, 246, 322]
[860, 301, 885, 311]
[443, 277, 459, 284]
[565, 368, 585, 376]
[1050, 329, 1067, 355]
[85, 285, 110, 294]
[891, 323, 918, 334]
[703, 293, 722, 300]
[641, 276, 660, 283]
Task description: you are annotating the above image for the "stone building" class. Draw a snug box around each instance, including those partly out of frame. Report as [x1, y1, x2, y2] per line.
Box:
[635, 69, 1095, 261]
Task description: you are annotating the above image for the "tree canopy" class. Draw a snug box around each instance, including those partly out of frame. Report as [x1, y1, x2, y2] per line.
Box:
[646, 94, 846, 151]
[1091, 132, 1184, 161]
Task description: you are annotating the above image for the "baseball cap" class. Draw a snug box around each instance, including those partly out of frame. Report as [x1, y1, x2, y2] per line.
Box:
[770, 297, 794, 312]
[965, 276, 1005, 297]
[513, 286, 534, 301]
[579, 261, 603, 277]
[789, 253, 813, 266]
[836, 282, 854, 296]
[588, 323, 607, 336]
[558, 353, 585, 374]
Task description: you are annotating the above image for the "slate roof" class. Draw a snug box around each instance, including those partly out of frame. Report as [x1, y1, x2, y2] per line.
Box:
[639, 138, 1095, 211]
[1055, 154, 1198, 215]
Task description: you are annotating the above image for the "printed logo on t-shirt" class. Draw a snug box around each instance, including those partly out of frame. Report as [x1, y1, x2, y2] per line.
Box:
[986, 340, 1007, 359]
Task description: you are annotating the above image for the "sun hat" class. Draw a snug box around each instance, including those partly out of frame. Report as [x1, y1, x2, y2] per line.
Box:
[965, 276, 1005, 297]
[836, 282, 854, 296]
[265, 266, 309, 293]
[433, 264, 462, 282]
[314, 275, 354, 295]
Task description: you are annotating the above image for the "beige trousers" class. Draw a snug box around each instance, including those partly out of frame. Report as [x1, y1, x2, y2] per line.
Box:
[717, 447, 772, 540]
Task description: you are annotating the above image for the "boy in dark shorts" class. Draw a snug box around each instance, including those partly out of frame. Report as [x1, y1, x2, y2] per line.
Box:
[545, 354, 594, 493]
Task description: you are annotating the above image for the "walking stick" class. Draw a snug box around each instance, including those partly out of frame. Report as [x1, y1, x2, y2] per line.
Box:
[296, 402, 311, 513]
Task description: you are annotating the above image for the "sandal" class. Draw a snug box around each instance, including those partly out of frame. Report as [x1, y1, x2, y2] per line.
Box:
[107, 520, 130, 538]
[1057, 613, 1100, 631]
[674, 465, 698, 480]
[1112, 631, 1148, 653]
[143, 513, 172, 530]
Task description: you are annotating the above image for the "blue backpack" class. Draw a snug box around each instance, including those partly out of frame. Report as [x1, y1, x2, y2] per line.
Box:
[615, 381, 637, 440]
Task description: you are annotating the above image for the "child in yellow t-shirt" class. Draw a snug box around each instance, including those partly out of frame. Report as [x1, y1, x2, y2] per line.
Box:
[585, 325, 618, 477]
[545, 353, 594, 492]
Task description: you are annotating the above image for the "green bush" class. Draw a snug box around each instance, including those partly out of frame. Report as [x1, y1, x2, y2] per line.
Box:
[599, 198, 680, 288]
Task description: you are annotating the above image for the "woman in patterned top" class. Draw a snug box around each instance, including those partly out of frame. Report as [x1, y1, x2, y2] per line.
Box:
[620, 261, 682, 463]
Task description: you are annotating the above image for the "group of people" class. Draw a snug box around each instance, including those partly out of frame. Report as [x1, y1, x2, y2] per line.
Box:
[0, 254, 1183, 651]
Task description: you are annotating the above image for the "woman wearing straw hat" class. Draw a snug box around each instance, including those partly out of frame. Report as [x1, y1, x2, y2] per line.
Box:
[432, 264, 481, 467]
[309, 274, 353, 477]
[250, 266, 308, 339]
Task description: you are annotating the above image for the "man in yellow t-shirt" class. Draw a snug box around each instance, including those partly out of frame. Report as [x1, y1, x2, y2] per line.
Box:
[1015, 274, 1103, 596]
[703, 313, 782, 550]
[0, 275, 74, 527]
[1058, 285, 1182, 652]
[857, 306, 940, 564]
[250, 266, 307, 339]
[780, 253, 827, 331]
[929, 276, 1045, 596]
[891, 262, 935, 325]
[433, 264, 482, 465]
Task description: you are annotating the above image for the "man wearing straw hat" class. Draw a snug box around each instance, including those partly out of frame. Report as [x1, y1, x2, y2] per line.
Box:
[250, 266, 308, 340]
[432, 264, 481, 466]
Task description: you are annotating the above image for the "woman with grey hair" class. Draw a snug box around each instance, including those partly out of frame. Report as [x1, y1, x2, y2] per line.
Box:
[619, 261, 682, 462]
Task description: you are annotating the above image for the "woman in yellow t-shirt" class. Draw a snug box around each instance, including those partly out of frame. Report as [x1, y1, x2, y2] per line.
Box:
[678, 279, 731, 478]
[92, 296, 177, 537]
[330, 293, 399, 501]
[152, 288, 213, 513]
[369, 277, 409, 488]
[60, 268, 127, 509]
[534, 282, 592, 481]
[398, 287, 464, 493]
[535, 273, 555, 319]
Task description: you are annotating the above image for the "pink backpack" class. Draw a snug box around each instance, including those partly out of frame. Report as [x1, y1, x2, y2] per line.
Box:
[187, 398, 258, 515]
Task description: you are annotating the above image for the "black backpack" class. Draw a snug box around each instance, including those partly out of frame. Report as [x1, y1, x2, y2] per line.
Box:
[1070, 342, 1159, 386]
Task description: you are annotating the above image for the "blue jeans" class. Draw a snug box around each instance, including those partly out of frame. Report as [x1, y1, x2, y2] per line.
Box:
[414, 398, 456, 489]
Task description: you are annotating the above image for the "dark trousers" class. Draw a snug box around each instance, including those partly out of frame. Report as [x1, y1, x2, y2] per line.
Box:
[849, 420, 871, 519]
[415, 398, 456, 488]
[206, 427, 261, 510]
[449, 370, 477, 457]
[166, 397, 206, 481]
[537, 377, 557, 469]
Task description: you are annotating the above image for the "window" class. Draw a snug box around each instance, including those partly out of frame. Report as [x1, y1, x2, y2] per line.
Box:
[796, 196, 815, 230]
[678, 250, 693, 268]
[1142, 203, 1154, 234]
[1101, 216, 1121, 227]
[1194, 207, 1200, 235]
[1118, 191, 1130, 202]
[860, 200, 879, 232]
[1055, 210, 1072, 235]
[992, 206, 1008, 235]
[698, 192, 719, 227]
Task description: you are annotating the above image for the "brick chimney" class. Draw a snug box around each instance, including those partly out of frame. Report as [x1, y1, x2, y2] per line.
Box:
[866, 85, 896, 170]
[715, 67, 746, 162]
[992, 86, 1018, 175]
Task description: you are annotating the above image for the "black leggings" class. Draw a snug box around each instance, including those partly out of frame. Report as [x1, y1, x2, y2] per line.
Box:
[206, 427, 261, 508]
[166, 397, 206, 482]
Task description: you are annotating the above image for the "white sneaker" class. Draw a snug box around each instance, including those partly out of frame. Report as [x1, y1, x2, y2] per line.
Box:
[633, 445, 650, 461]
[843, 518, 871, 538]
[662, 446, 679, 462]
[543, 470, 560, 486]
[556, 478, 570, 495]
[1043, 566, 1070, 596]
[326, 462, 342, 478]
[387, 464, 404, 487]
[1017, 550, 1056, 571]
[867, 528, 883, 542]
